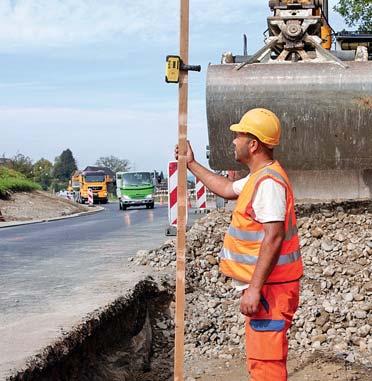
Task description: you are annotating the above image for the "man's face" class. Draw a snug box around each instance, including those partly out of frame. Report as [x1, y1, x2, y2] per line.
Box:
[232, 132, 253, 163]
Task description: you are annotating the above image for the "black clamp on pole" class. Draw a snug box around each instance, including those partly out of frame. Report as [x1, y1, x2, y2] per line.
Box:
[180, 62, 201, 72]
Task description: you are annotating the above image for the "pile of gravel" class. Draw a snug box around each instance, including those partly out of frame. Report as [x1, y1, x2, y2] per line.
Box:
[133, 201, 372, 367]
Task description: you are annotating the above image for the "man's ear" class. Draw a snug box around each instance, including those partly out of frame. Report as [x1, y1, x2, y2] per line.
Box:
[250, 139, 259, 153]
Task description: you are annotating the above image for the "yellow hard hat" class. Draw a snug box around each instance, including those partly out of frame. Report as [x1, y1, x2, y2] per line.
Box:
[230, 108, 281, 146]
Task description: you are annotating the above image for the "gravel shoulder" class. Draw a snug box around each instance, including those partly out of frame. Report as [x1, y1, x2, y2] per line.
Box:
[0, 191, 89, 222]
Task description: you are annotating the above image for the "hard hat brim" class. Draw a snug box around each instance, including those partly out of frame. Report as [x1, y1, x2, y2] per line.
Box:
[230, 123, 249, 133]
[229, 123, 280, 146]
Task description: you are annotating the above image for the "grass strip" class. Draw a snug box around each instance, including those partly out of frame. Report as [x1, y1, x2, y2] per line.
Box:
[0, 167, 41, 198]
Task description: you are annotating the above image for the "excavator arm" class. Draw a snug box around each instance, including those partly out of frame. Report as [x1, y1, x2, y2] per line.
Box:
[206, 0, 372, 200]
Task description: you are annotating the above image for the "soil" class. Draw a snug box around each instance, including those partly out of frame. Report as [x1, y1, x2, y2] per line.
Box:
[0, 191, 88, 222]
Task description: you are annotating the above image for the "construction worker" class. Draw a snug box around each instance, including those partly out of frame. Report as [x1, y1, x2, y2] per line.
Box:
[175, 108, 303, 381]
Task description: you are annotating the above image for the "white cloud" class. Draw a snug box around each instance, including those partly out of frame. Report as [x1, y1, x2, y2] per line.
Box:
[0, 0, 264, 48]
[0, 1, 346, 51]
[0, 102, 209, 171]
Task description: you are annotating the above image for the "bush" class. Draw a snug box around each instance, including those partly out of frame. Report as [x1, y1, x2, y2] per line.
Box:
[0, 167, 41, 198]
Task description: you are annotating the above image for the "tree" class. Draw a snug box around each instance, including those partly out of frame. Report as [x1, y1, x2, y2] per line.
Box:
[334, 0, 372, 32]
[95, 156, 130, 173]
[33, 158, 53, 190]
[53, 149, 77, 181]
[9, 153, 34, 178]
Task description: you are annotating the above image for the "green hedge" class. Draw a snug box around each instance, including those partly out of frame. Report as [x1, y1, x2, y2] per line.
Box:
[0, 167, 41, 198]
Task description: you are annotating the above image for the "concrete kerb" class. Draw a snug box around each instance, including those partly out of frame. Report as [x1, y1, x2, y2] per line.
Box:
[0, 206, 105, 229]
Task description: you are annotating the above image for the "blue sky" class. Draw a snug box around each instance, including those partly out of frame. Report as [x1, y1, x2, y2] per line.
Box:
[0, 0, 347, 172]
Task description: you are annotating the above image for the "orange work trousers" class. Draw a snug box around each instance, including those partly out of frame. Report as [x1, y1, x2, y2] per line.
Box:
[245, 281, 300, 381]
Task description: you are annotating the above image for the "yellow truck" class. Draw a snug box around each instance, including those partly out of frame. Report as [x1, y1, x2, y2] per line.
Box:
[75, 170, 108, 204]
[67, 171, 81, 193]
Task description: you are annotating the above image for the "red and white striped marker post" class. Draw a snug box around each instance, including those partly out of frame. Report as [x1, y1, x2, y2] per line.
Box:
[87, 188, 94, 206]
[195, 178, 207, 209]
[168, 161, 178, 226]
[167, 161, 188, 230]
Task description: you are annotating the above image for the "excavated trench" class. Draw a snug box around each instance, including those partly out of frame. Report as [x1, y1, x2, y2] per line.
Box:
[8, 279, 174, 381]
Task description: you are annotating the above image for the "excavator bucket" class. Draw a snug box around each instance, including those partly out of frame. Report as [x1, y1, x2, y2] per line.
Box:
[205, 0, 372, 200]
[207, 61, 372, 172]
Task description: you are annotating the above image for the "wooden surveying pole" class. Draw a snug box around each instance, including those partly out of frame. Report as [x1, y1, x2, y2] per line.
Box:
[174, 0, 189, 380]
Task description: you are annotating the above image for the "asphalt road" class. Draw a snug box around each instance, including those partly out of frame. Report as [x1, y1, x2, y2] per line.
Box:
[0, 202, 185, 379]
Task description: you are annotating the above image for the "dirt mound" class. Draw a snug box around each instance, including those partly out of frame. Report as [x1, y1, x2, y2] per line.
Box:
[0, 191, 88, 222]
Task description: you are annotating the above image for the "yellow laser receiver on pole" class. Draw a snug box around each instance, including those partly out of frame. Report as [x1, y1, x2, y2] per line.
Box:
[166, 55, 181, 83]
[165, 55, 201, 83]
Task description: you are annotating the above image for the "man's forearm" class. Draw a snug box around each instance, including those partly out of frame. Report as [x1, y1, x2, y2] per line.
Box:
[250, 235, 284, 291]
[188, 160, 236, 200]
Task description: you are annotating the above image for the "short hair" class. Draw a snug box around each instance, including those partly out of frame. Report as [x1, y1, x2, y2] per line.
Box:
[246, 133, 273, 152]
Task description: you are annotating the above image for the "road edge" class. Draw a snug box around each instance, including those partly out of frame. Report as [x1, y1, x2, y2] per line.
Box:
[0, 206, 105, 229]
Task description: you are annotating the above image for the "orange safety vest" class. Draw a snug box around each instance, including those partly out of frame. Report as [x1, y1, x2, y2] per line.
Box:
[219, 161, 303, 284]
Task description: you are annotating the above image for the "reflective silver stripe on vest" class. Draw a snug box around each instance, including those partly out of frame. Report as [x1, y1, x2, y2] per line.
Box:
[228, 224, 297, 243]
[228, 226, 265, 241]
[256, 167, 287, 187]
[284, 213, 298, 241]
[285, 224, 298, 241]
[277, 250, 302, 265]
[219, 248, 258, 265]
[219, 248, 301, 266]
